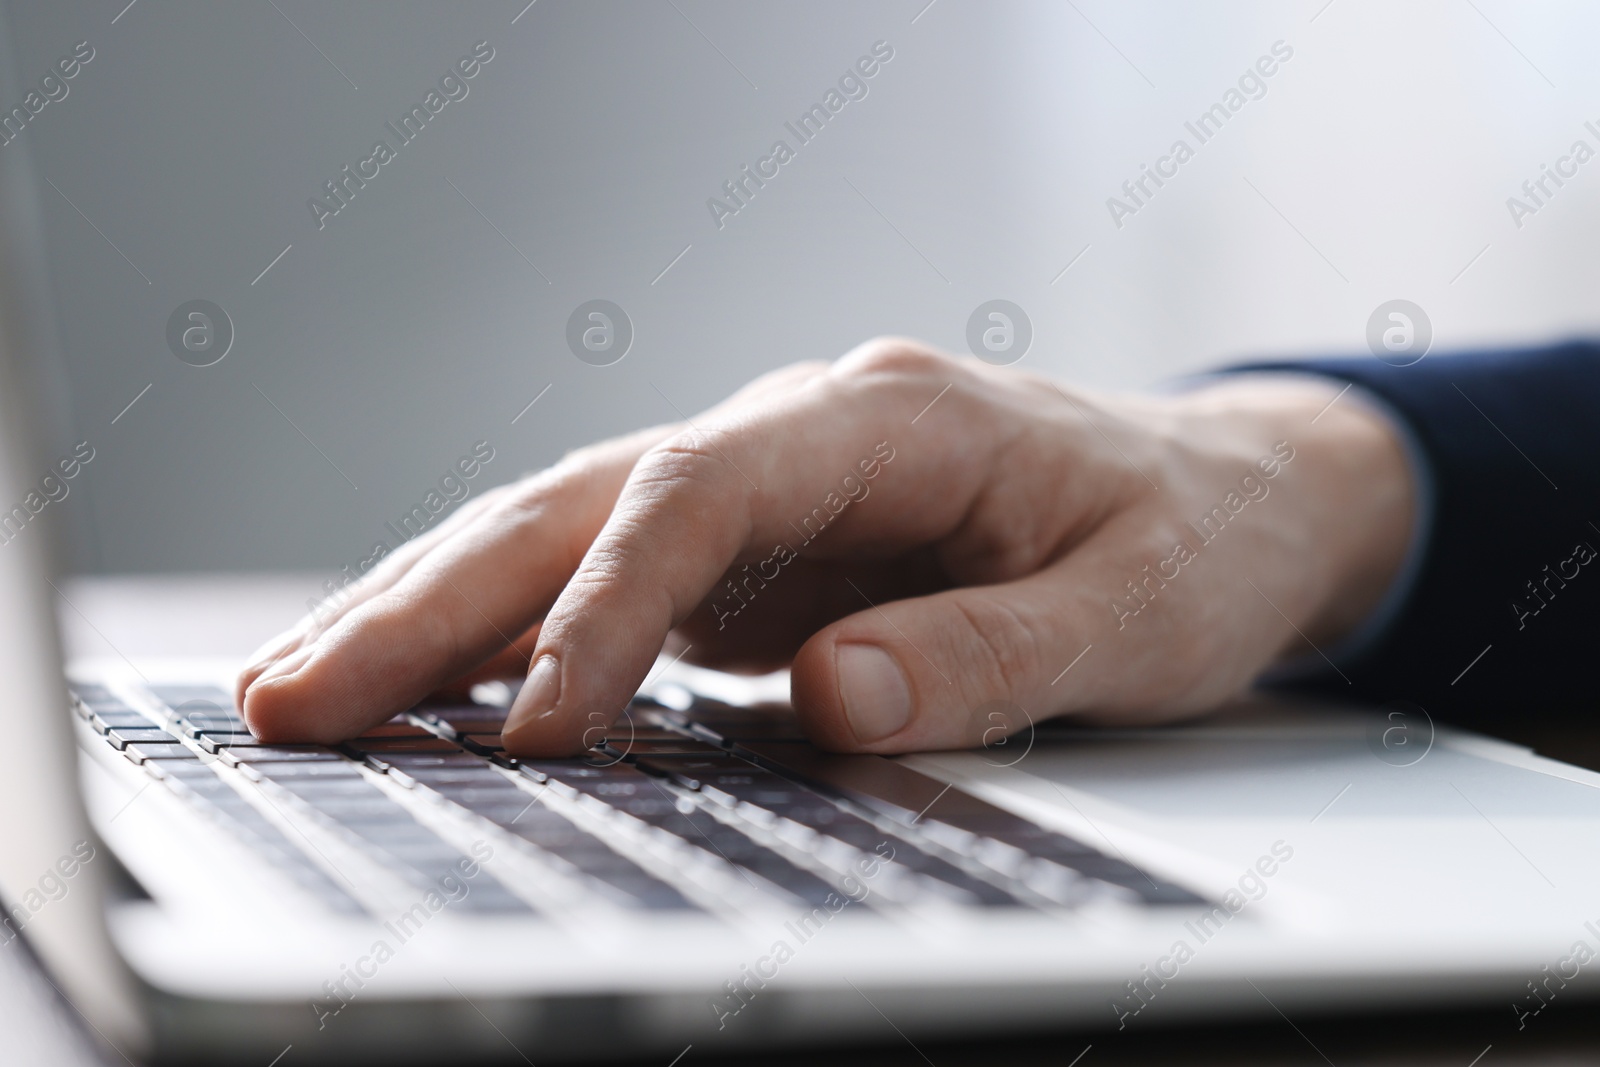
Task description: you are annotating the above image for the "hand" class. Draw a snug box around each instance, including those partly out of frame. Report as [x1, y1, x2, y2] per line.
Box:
[236, 339, 1414, 755]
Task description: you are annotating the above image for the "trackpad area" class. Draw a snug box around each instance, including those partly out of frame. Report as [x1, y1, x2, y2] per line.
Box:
[901, 701, 1600, 926]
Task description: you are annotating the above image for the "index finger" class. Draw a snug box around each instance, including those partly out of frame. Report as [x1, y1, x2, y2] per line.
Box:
[240, 361, 837, 742]
[501, 348, 997, 755]
[239, 426, 667, 742]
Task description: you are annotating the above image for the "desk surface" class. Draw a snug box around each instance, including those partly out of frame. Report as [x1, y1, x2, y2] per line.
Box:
[34, 574, 1600, 1066]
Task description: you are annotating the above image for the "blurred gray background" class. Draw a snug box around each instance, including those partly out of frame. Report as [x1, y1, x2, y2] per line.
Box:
[6, 0, 1598, 575]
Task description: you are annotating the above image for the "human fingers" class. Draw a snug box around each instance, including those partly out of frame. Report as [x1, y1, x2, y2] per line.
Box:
[788, 375, 1417, 752]
[424, 621, 543, 700]
[239, 426, 670, 741]
[234, 484, 512, 706]
[239, 361, 839, 740]
[499, 342, 1029, 755]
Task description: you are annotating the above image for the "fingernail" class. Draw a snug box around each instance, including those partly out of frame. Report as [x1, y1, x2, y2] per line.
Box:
[837, 644, 911, 744]
[506, 654, 561, 733]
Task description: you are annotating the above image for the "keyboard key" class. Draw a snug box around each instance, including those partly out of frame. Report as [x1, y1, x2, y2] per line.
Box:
[101, 683, 530, 914]
[459, 734, 504, 755]
[343, 820, 445, 848]
[314, 797, 422, 823]
[281, 781, 532, 914]
[176, 710, 250, 732]
[422, 723, 508, 739]
[196, 733, 265, 753]
[404, 766, 513, 788]
[432, 784, 532, 809]
[343, 738, 463, 755]
[406, 771, 688, 908]
[445, 784, 694, 910]
[241, 759, 364, 778]
[115, 679, 1203, 914]
[68, 683, 117, 705]
[352, 722, 436, 740]
[734, 741, 1201, 906]
[147, 684, 234, 708]
[640, 693, 805, 740]
[367, 753, 487, 774]
[72, 690, 142, 720]
[500, 817, 588, 850]
[381, 839, 473, 864]
[417, 710, 508, 733]
[152, 689, 254, 733]
[91, 710, 159, 732]
[661, 808, 842, 905]
[145, 758, 365, 914]
[184, 719, 251, 736]
[125, 742, 201, 763]
[521, 759, 856, 906]
[632, 753, 783, 792]
[226, 747, 345, 764]
[634, 753, 1027, 907]
[268, 777, 384, 799]
[173, 771, 235, 792]
[516, 761, 642, 788]
[104, 727, 180, 750]
[144, 760, 214, 780]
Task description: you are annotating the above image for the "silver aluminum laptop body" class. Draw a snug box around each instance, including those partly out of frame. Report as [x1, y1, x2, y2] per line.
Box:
[5, 18, 1600, 1067]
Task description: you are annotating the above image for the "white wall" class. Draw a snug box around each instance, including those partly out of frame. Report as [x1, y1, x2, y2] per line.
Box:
[6, 0, 1594, 572]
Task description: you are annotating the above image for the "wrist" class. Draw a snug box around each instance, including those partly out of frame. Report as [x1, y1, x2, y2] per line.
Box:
[1178, 375, 1417, 650]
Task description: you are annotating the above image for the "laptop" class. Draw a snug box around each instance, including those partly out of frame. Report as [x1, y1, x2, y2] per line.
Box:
[36, 589, 1600, 1065]
[5, 29, 1600, 1067]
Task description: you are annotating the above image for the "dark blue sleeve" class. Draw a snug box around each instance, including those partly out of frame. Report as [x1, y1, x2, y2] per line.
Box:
[1231, 340, 1600, 723]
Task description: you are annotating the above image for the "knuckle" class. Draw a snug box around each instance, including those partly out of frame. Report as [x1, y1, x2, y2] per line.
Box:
[503, 467, 574, 514]
[738, 359, 830, 396]
[524, 448, 602, 506]
[490, 482, 562, 539]
[471, 482, 515, 508]
[834, 336, 952, 380]
[633, 429, 750, 501]
[552, 438, 613, 477]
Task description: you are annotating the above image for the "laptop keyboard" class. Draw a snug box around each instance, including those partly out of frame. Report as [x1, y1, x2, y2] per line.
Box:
[71, 681, 1201, 920]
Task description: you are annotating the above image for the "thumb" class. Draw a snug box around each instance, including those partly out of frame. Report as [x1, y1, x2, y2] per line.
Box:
[790, 572, 1096, 753]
